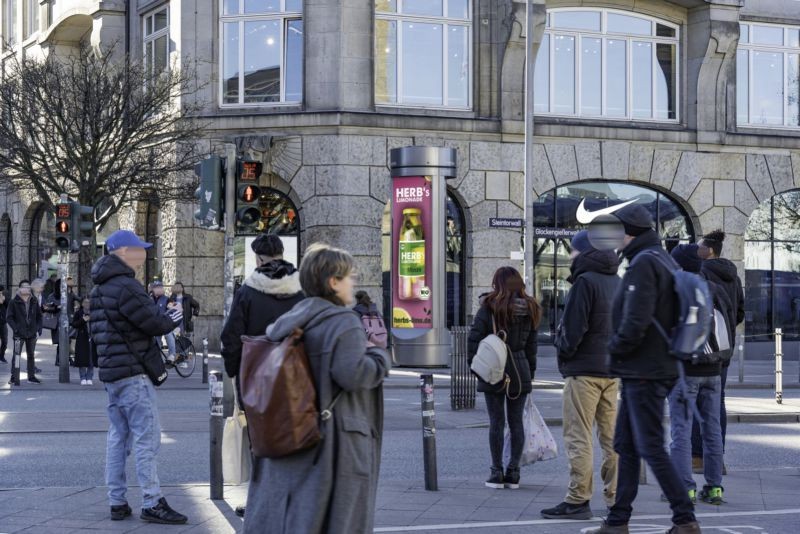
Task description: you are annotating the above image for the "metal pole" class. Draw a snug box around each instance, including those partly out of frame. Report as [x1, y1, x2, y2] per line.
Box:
[202, 337, 209, 384]
[420, 374, 438, 491]
[738, 334, 744, 384]
[209, 370, 224, 500]
[58, 253, 70, 383]
[775, 328, 783, 405]
[522, 0, 536, 289]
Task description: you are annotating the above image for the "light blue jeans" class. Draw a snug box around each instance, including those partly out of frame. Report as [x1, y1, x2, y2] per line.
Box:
[668, 375, 723, 490]
[79, 365, 94, 381]
[105, 374, 162, 508]
[164, 332, 176, 358]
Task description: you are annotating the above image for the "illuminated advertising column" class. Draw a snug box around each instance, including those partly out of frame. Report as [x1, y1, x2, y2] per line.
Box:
[390, 147, 456, 367]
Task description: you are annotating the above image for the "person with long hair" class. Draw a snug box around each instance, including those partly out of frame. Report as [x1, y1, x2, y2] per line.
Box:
[468, 266, 541, 489]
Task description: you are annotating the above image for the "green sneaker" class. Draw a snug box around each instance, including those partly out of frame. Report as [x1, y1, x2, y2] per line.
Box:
[688, 489, 697, 504]
[700, 485, 723, 505]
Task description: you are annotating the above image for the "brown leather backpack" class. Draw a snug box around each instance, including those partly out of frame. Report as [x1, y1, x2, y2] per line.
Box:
[240, 329, 341, 459]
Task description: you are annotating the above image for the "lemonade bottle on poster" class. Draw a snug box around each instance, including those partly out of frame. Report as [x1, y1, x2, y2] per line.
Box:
[398, 208, 425, 301]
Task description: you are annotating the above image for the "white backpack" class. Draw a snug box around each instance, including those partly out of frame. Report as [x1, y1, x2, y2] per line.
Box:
[471, 316, 510, 386]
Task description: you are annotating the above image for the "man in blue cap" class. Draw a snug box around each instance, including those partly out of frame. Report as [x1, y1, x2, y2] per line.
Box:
[89, 230, 187, 525]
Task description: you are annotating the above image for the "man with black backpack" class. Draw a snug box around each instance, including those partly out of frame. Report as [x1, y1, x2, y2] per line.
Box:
[588, 204, 700, 534]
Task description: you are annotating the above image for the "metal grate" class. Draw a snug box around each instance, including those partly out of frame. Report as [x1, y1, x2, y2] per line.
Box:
[449, 326, 477, 410]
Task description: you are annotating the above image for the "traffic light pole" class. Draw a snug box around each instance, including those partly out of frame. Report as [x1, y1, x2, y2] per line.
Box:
[58, 252, 70, 383]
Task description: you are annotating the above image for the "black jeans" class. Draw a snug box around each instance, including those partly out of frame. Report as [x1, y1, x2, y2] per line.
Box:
[484, 392, 527, 471]
[0, 323, 7, 361]
[608, 379, 696, 527]
[692, 365, 728, 456]
[11, 336, 37, 381]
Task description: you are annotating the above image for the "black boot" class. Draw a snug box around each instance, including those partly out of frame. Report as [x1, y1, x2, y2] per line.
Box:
[485, 467, 504, 489]
[504, 467, 521, 489]
[140, 497, 188, 525]
[110, 503, 132, 521]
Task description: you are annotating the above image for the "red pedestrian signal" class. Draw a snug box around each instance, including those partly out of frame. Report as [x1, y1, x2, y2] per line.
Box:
[242, 185, 257, 203]
[55, 201, 72, 250]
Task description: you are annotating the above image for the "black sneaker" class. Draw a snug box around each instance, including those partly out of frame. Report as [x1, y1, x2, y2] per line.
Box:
[140, 497, 188, 525]
[485, 468, 505, 489]
[0, 357, 7, 363]
[110, 503, 132, 521]
[35, 367, 42, 373]
[540, 501, 592, 520]
[27, 376, 42, 384]
[504, 467, 521, 489]
[235, 506, 245, 517]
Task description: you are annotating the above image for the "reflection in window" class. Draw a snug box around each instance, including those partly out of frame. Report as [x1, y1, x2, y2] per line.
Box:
[737, 23, 800, 128]
[143, 7, 169, 76]
[29, 207, 56, 281]
[221, 2, 303, 105]
[375, 1, 471, 108]
[535, 8, 679, 120]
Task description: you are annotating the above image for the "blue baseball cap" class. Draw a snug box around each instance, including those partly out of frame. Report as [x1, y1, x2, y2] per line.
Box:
[106, 230, 152, 252]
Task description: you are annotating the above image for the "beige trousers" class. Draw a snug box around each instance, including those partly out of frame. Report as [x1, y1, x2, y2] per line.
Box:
[562, 375, 619, 506]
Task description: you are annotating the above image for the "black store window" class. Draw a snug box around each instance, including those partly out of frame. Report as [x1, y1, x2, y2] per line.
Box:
[533, 181, 694, 341]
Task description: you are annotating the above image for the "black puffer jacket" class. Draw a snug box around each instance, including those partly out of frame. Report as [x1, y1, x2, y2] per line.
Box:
[608, 230, 679, 381]
[89, 254, 178, 383]
[467, 297, 538, 395]
[702, 258, 744, 370]
[556, 249, 620, 378]
[221, 259, 304, 378]
[6, 294, 42, 339]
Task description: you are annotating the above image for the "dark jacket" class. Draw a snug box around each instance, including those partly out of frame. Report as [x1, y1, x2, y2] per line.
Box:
[71, 309, 95, 368]
[701, 258, 744, 369]
[0, 295, 7, 326]
[221, 259, 304, 378]
[685, 278, 734, 377]
[167, 292, 200, 333]
[89, 254, 178, 383]
[556, 248, 621, 378]
[467, 297, 538, 395]
[6, 294, 43, 339]
[608, 230, 680, 381]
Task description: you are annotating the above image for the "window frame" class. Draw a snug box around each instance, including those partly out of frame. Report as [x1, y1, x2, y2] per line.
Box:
[374, 0, 473, 110]
[737, 22, 800, 130]
[218, 0, 303, 108]
[143, 6, 170, 76]
[535, 7, 681, 123]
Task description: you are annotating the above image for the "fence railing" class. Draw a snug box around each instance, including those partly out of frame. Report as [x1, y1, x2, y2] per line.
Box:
[449, 326, 476, 410]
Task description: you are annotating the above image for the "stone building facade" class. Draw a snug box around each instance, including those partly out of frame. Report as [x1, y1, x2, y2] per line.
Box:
[2, 0, 800, 352]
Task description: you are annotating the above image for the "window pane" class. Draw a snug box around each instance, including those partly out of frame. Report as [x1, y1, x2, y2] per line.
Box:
[375, 0, 396, 13]
[154, 35, 168, 73]
[223, 23, 240, 104]
[744, 241, 771, 340]
[145, 41, 153, 75]
[656, 23, 676, 38]
[752, 51, 784, 125]
[244, 0, 280, 14]
[402, 22, 443, 106]
[285, 0, 302, 12]
[740, 24, 749, 44]
[447, 0, 469, 19]
[607, 13, 651, 36]
[223, 0, 239, 15]
[790, 29, 800, 48]
[404, 0, 442, 17]
[772, 243, 800, 339]
[447, 25, 469, 107]
[752, 25, 783, 45]
[655, 43, 676, 120]
[789, 54, 799, 127]
[744, 198, 771, 240]
[581, 37, 601, 115]
[146, 16, 153, 36]
[285, 20, 303, 102]
[533, 34, 549, 113]
[553, 35, 575, 114]
[737, 49, 749, 124]
[632, 41, 652, 118]
[375, 19, 397, 103]
[552, 11, 600, 32]
[243, 20, 281, 103]
[606, 39, 626, 117]
[154, 9, 167, 32]
[774, 192, 800, 241]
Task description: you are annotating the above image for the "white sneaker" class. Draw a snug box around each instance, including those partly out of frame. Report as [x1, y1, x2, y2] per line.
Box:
[80, 379, 87, 385]
[87, 380, 93, 385]
[179, 362, 188, 369]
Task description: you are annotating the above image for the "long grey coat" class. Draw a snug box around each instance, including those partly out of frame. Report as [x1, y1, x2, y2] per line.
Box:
[243, 297, 391, 534]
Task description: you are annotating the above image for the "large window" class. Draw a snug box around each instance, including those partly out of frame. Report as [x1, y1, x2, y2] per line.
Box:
[220, 0, 303, 106]
[534, 8, 679, 121]
[375, 0, 472, 109]
[4, 0, 18, 48]
[737, 23, 800, 128]
[143, 7, 169, 75]
[24, 0, 37, 39]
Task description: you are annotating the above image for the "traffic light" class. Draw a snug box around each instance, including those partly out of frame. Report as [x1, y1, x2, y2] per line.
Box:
[235, 159, 263, 234]
[55, 201, 71, 250]
[71, 203, 94, 250]
[194, 156, 225, 230]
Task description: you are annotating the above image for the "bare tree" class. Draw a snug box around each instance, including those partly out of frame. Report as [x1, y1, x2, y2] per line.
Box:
[0, 43, 206, 290]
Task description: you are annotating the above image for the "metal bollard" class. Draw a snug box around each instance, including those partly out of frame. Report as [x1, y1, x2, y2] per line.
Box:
[202, 338, 209, 384]
[738, 334, 745, 384]
[775, 328, 783, 405]
[209, 370, 224, 500]
[420, 374, 438, 491]
[639, 459, 648, 485]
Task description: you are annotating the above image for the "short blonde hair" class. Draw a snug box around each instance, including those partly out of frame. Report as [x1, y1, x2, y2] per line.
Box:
[299, 243, 355, 306]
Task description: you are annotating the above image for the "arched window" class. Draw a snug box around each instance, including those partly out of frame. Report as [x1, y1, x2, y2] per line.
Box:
[535, 8, 679, 121]
[0, 214, 11, 288]
[744, 191, 800, 341]
[533, 181, 694, 341]
[28, 205, 57, 281]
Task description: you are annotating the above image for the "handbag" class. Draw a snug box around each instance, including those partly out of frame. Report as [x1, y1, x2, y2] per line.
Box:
[42, 312, 57, 330]
[470, 315, 510, 386]
[103, 308, 168, 386]
[503, 395, 558, 466]
[223, 392, 251, 485]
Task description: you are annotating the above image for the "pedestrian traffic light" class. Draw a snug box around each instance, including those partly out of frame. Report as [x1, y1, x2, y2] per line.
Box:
[194, 156, 225, 230]
[55, 202, 72, 250]
[235, 159, 263, 234]
[71, 203, 95, 250]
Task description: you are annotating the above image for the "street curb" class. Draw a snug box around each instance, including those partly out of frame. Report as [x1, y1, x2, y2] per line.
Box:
[456, 413, 800, 429]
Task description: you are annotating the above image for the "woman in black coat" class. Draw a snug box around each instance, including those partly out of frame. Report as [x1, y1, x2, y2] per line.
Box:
[71, 297, 95, 385]
[467, 266, 541, 490]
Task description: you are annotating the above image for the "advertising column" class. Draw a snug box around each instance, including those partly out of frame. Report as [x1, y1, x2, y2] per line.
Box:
[390, 147, 456, 367]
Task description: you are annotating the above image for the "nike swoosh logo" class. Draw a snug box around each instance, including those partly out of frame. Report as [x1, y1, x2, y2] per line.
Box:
[575, 198, 638, 224]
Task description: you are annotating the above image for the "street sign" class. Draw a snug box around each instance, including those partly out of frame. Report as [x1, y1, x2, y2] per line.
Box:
[489, 217, 524, 228]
